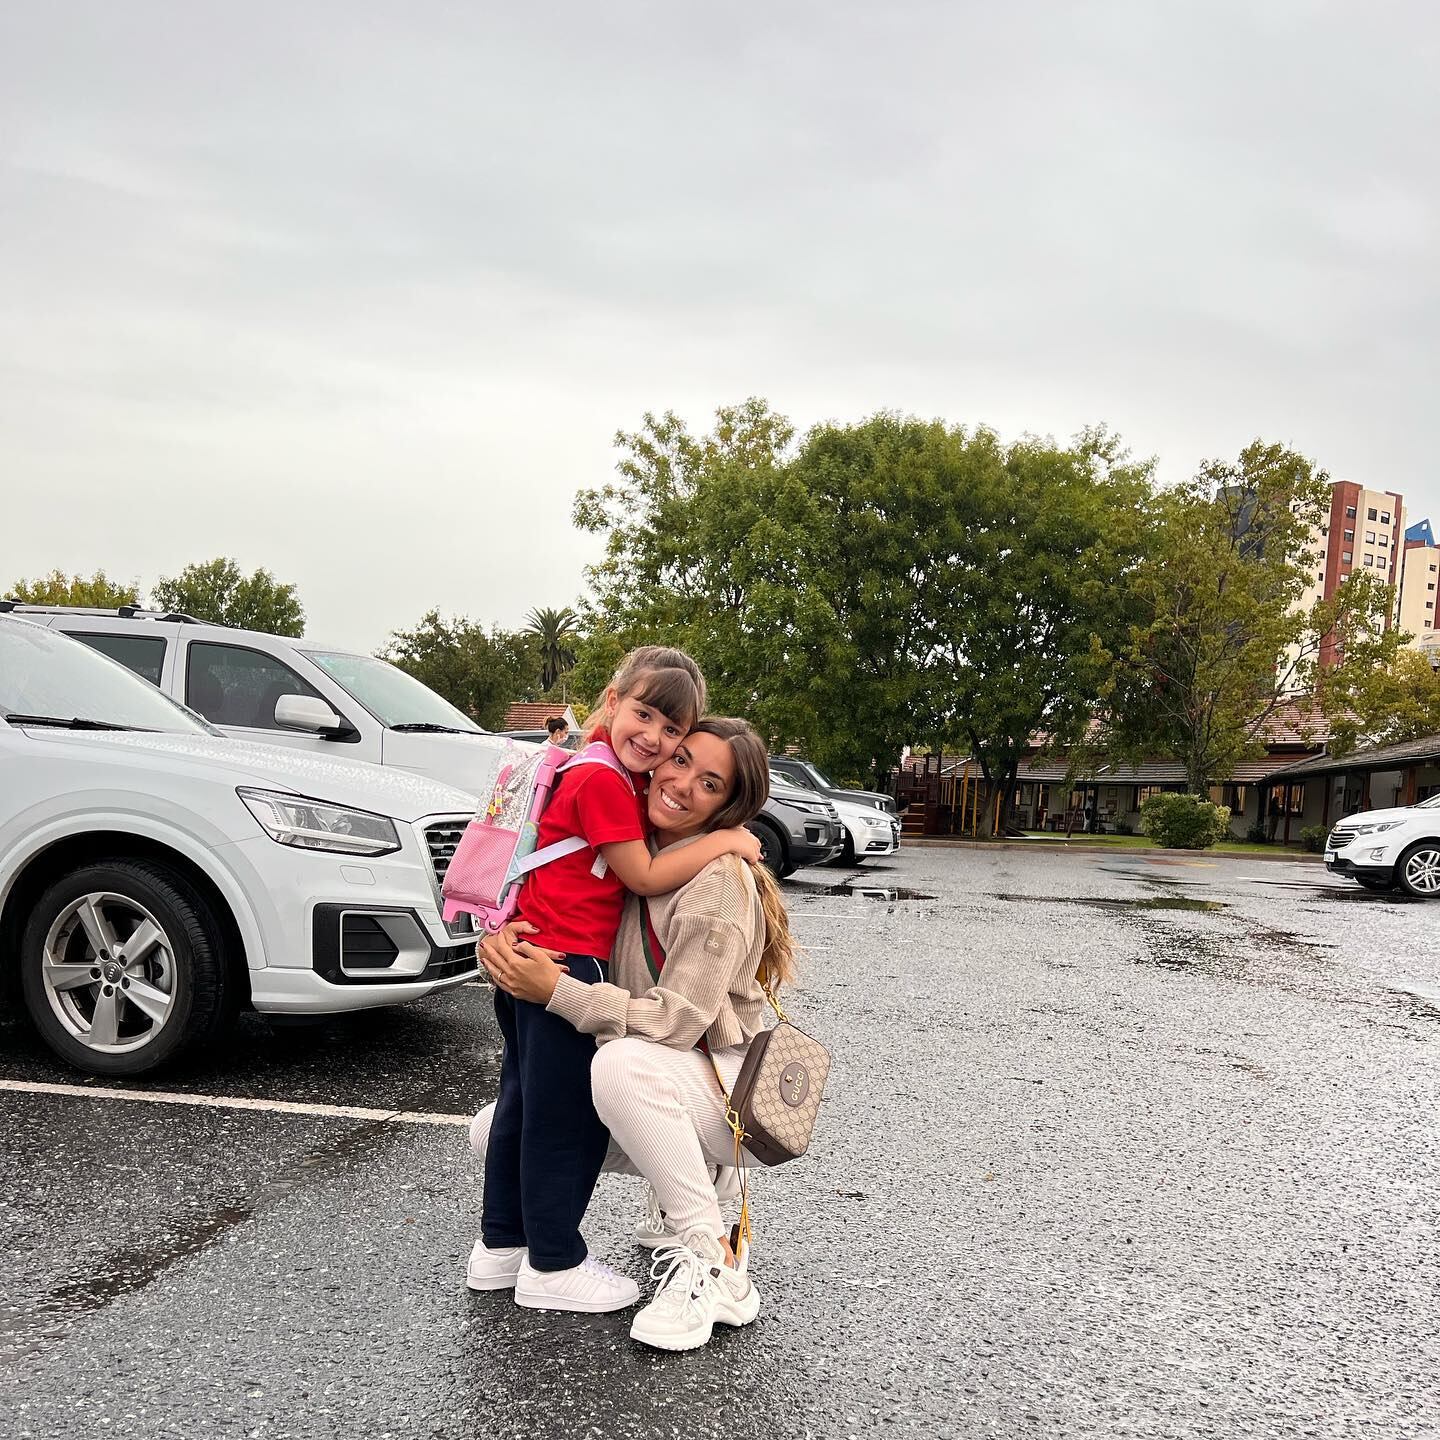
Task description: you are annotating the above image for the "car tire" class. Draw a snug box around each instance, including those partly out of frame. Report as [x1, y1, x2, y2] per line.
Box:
[825, 836, 858, 868]
[1355, 876, 1397, 892]
[1396, 841, 1440, 899]
[747, 819, 788, 878]
[20, 859, 237, 1076]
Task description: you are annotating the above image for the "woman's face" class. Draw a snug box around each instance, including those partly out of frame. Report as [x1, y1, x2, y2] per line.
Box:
[648, 731, 736, 837]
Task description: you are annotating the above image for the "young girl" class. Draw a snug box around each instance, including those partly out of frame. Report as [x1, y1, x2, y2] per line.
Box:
[468, 646, 761, 1313]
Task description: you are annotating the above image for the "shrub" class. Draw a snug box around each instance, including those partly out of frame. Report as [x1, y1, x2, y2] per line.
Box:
[1115, 817, 1134, 836]
[1245, 821, 1269, 844]
[1299, 825, 1328, 854]
[1140, 792, 1232, 849]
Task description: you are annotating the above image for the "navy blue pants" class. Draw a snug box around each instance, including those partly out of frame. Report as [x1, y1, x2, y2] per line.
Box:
[481, 955, 611, 1271]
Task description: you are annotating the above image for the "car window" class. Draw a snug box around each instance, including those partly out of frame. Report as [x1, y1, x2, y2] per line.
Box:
[0, 622, 210, 734]
[303, 650, 482, 732]
[187, 642, 322, 730]
[779, 766, 819, 790]
[71, 632, 167, 686]
[803, 761, 838, 788]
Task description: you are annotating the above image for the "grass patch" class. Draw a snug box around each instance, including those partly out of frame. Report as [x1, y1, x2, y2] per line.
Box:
[1018, 831, 1310, 857]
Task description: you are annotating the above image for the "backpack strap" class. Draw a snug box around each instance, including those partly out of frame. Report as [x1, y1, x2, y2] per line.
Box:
[510, 834, 590, 877]
[558, 741, 636, 792]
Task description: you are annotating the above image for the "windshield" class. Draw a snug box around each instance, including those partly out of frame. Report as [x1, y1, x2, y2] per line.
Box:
[1420, 793, 1440, 809]
[803, 761, 838, 788]
[0, 622, 213, 734]
[305, 651, 483, 732]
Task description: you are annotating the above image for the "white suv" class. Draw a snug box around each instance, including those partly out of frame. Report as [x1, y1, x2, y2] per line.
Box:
[0, 618, 482, 1075]
[1325, 797, 1440, 899]
[5, 603, 509, 801]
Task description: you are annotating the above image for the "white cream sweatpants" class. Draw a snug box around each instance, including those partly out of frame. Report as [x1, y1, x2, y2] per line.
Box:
[590, 1036, 749, 1243]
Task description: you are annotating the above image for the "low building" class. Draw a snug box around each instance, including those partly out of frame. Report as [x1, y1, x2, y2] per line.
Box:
[1262, 734, 1440, 836]
[500, 702, 579, 734]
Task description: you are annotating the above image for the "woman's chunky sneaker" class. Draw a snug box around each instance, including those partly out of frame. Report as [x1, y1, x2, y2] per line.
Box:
[629, 1231, 761, 1351]
[469, 1101, 495, 1158]
[466, 1240, 526, 1291]
[514, 1255, 641, 1313]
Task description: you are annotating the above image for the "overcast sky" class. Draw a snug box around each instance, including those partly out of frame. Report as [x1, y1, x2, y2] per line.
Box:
[2, 1, 1436, 652]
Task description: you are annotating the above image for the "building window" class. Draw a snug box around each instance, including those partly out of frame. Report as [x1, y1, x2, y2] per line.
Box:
[1134, 785, 1165, 807]
[1342, 551, 1353, 563]
[1366, 531, 1376, 543]
[1344, 529, 1355, 540]
[1429, 582, 1436, 591]
[1379, 534, 1388, 547]
[1346, 506, 1357, 518]
[1367, 507, 1378, 520]
[1364, 555, 1374, 566]
[1381, 512, 1391, 525]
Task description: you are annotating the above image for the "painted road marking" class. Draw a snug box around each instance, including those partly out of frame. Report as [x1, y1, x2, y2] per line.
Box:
[0, 1078, 469, 1126]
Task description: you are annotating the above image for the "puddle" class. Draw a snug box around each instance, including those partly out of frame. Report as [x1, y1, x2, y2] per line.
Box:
[1305, 890, 1425, 905]
[787, 882, 937, 901]
[994, 893, 1226, 914]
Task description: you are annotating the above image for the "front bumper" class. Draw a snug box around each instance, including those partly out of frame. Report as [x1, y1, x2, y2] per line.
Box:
[223, 812, 480, 1013]
[1325, 853, 1396, 883]
[786, 816, 846, 868]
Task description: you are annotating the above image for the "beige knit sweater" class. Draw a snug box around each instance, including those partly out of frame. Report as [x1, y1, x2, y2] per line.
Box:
[546, 838, 769, 1051]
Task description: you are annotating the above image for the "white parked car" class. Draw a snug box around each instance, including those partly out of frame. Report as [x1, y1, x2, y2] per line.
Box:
[828, 794, 902, 866]
[6, 603, 509, 801]
[0, 618, 481, 1075]
[1325, 797, 1440, 899]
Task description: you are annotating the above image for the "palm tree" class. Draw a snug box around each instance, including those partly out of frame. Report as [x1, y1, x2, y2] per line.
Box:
[525, 606, 580, 693]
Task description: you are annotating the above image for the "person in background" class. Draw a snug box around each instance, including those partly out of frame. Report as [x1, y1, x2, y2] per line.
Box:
[546, 716, 570, 748]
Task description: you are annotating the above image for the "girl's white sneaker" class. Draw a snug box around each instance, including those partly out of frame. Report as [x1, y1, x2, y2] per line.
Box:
[514, 1255, 640, 1313]
[466, 1239, 526, 1291]
[628, 1233, 761, 1352]
[469, 1101, 496, 1158]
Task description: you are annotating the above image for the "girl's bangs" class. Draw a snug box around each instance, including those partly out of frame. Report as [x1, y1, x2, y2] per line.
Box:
[631, 667, 700, 728]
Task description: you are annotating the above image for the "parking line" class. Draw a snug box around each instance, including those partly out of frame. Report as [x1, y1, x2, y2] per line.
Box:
[0, 1078, 470, 1126]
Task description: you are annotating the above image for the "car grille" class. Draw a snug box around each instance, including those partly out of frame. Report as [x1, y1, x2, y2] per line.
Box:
[1328, 824, 1358, 850]
[424, 818, 468, 889]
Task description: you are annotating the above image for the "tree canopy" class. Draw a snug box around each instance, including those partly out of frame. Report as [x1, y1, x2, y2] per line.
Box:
[151, 558, 305, 636]
[7, 569, 141, 607]
[383, 610, 541, 730]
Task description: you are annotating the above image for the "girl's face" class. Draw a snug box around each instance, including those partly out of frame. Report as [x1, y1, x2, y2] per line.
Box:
[648, 731, 736, 837]
[606, 689, 687, 774]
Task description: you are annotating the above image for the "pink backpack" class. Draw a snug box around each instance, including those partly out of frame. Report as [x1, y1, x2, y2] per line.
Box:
[441, 740, 634, 934]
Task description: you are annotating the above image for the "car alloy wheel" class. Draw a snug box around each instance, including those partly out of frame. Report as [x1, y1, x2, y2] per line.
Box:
[40, 891, 178, 1054]
[1399, 843, 1440, 898]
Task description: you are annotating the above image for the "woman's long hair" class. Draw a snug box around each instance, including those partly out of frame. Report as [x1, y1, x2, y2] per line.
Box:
[686, 716, 798, 994]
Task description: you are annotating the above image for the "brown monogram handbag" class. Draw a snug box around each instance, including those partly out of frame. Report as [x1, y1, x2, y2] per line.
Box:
[714, 986, 831, 1168]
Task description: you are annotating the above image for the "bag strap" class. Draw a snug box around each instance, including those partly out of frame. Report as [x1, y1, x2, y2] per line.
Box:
[510, 834, 590, 877]
[558, 741, 636, 792]
[638, 894, 752, 1246]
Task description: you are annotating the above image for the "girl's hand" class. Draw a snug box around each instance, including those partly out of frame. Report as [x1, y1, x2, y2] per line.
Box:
[479, 927, 568, 1005]
[721, 826, 763, 865]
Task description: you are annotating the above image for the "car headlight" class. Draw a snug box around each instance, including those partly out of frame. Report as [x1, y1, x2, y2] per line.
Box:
[238, 788, 401, 856]
[1355, 821, 1402, 836]
[861, 815, 888, 827]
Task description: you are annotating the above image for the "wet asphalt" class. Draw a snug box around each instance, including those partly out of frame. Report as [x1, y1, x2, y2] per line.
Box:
[2, 846, 1438, 1440]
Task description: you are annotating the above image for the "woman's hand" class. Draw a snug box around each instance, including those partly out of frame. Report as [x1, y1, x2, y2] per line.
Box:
[720, 826, 763, 865]
[478, 923, 568, 1005]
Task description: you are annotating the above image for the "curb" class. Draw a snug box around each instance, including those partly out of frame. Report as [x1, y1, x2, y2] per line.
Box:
[901, 837, 1324, 864]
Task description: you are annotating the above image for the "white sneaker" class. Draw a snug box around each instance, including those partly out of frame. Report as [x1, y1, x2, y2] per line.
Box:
[634, 1168, 741, 1249]
[514, 1255, 641, 1313]
[469, 1101, 496, 1158]
[629, 1232, 761, 1352]
[466, 1239, 526, 1291]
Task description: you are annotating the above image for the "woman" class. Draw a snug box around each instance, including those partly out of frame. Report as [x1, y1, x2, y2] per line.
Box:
[473, 716, 797, 1352]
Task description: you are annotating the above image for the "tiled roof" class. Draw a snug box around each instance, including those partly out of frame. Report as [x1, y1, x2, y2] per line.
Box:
[501, 702, 577, 730]
[1269, 732, 1440, 780]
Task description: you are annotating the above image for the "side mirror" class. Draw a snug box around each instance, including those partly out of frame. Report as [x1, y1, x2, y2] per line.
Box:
[274, 694, 354, 739]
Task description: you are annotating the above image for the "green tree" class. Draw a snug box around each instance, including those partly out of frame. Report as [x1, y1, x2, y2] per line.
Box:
[524, 606, 580, 693]
[152, 558, 305, 636]
[7, 569, 141, 607]
[575, 402, 1150, 836]
[1319, 645, 1440, 754]
[1100, 441, 1400, 793]
[383, 610, 541, 729]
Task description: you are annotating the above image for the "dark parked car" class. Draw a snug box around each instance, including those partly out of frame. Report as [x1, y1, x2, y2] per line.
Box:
[768, 756, 898, 815]
[746, 779, 845, 877]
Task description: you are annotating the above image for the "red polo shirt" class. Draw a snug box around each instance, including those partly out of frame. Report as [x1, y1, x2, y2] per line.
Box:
[514, 742, 650, 960]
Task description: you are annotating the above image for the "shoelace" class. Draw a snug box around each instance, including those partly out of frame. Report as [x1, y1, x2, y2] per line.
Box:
[578, 1255, 627, 1285]
[641, 1188, 665, 1234]
[647, 1243, 711, 1318]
